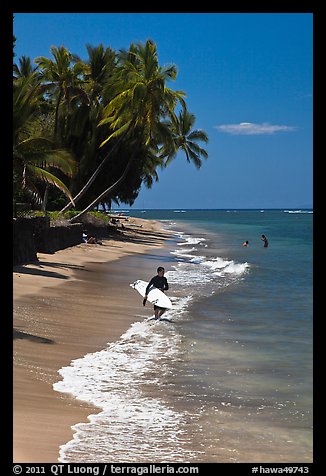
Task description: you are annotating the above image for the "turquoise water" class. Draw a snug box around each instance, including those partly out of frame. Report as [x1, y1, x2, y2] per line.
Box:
[54, 209, 313, 463]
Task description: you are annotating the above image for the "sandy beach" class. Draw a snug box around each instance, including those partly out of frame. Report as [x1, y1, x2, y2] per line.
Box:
[13, 216, 171, 463]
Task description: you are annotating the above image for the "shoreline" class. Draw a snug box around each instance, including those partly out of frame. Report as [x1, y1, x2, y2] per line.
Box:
[13, 217, 172, 463]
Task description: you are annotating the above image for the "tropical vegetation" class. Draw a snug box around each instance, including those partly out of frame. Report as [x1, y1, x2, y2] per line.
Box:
[13, 38, 209, 220]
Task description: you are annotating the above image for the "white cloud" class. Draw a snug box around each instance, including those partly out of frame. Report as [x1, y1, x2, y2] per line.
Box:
[214, 122, 297, 135]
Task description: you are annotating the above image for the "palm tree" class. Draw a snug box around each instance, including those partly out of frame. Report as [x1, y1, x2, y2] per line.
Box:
[34, 45, 88, 138]
[99, 39, 186, 148]
[13, 69, 77, 209]
[33, 46, 88, 209]
[162, 108, 209, 169]
[14, 136, 77, 207]
[67, 39, 186, 221]
[13, 55, 38, 79]
[59, 44, 117, 211]
[82, 43, 116, 104]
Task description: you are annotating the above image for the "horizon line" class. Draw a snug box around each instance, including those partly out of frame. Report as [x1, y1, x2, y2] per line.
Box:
[110, 207, 313, 211]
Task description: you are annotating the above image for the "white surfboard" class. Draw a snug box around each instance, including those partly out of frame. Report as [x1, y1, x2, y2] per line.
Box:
[130, 279, 173, 309]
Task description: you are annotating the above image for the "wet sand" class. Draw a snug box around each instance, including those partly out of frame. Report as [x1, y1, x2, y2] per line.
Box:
[13, 217, 171, 462]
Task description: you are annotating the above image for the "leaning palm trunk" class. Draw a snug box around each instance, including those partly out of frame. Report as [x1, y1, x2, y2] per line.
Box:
[41, 184, 49, 211]
[60, 118, 136, 213]
[69, 153, 134, 223]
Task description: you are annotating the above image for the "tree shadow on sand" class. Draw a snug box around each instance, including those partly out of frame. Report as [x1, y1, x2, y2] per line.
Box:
[13, 328, 55, 344]
[13, 261, 87, 280]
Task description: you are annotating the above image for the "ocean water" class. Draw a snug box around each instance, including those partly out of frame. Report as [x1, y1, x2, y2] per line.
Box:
[53, 209, 313, 463]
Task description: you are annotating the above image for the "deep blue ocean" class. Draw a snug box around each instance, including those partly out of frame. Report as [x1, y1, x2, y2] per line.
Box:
[54, 209, 313, 463]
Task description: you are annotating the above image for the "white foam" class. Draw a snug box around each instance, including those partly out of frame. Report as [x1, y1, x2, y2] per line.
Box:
[206, 259, 249, 276]
[54, 295, 197, 462]
[177, 236, 206, 246]
[166, 265, 212, 285]
[168, 243, 249, 288]
[283, 210, 313, 214]
[54, 226, 250, 462]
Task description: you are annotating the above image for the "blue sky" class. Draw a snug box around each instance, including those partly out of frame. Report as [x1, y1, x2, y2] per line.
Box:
[13, 13, 313, 209]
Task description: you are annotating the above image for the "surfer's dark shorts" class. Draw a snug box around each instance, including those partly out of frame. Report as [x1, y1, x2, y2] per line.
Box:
[154, 305, 166, 311]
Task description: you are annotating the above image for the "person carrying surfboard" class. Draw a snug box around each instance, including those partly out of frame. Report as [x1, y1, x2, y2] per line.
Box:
[143, 267, 169, 319]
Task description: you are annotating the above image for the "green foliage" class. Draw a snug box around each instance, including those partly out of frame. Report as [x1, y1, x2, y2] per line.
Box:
[13, 66, 77, 208]
[13, 38, 209, 217]
[16, 209, 111, 225]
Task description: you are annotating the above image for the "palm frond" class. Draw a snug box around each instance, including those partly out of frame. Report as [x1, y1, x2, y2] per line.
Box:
[25, 164, 75, 205]
[99, 120, 132, 148]
[187, 130, 209, 143]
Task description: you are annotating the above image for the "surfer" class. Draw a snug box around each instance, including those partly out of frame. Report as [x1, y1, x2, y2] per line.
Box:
[143, 267, 169, 319]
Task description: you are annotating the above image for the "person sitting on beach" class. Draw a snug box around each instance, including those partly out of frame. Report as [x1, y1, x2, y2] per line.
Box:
[261, 234, 269, 248]
[143, 266, 169, 319]
[242, 240, 249, 247]
[86, 234, 102, 245]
